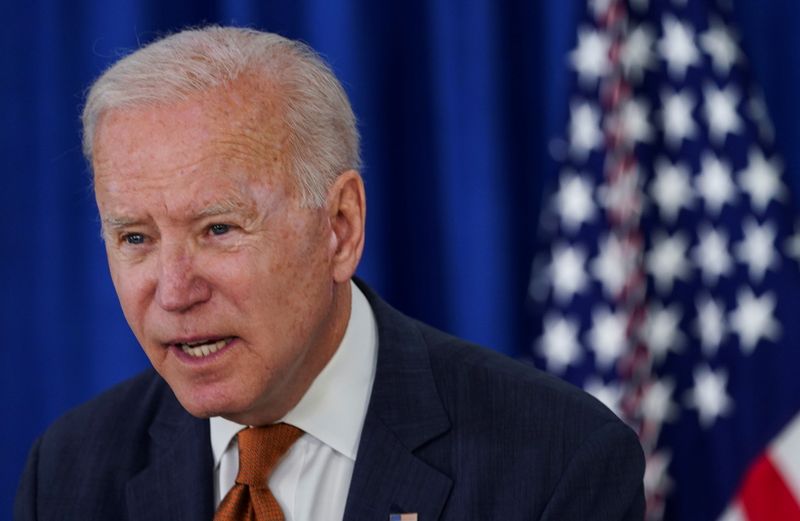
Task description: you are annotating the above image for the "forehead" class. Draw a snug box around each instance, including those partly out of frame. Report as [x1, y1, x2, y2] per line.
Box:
[93, 77, 288, 178]
[92, 81, 292, 216]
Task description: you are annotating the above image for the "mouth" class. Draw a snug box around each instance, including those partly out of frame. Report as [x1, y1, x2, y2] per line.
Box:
[170, 337, 237, 359]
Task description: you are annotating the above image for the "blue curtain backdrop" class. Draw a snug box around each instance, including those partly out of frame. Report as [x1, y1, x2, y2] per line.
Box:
[1, 0, 798, 514]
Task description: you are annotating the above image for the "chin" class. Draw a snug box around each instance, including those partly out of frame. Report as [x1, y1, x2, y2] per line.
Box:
[174, 395, 225, 419]
[169, 381, 245, 419]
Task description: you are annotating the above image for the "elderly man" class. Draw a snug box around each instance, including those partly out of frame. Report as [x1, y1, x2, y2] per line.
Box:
[16, 27, 644, 520]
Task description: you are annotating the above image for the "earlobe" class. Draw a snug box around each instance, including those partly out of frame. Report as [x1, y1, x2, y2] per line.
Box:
[327, 170, 366, 282]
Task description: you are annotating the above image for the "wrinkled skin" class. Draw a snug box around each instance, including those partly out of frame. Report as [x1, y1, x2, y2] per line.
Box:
[92, 77, 366, 426]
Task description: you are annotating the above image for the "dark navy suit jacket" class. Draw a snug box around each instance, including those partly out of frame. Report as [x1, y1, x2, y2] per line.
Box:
[16, 282, 645, 520]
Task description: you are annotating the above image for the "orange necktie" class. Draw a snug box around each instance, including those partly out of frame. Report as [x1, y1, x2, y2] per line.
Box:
[214, 423, 304, 521]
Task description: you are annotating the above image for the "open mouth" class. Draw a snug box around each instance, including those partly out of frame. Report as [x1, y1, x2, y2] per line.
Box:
[177, 337, 235, 358]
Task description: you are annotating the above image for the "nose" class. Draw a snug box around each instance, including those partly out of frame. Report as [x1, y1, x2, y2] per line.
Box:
[155, 242, 212, 312]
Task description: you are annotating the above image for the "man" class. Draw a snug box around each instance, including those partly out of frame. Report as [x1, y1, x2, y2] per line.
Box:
[16, 26, 644, 520]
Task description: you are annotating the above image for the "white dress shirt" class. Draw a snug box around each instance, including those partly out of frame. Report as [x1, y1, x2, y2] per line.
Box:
[209, 282, 378, 521]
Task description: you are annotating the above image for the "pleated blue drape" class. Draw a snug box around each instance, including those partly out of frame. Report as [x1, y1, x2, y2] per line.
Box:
[3, 0, 799, 514]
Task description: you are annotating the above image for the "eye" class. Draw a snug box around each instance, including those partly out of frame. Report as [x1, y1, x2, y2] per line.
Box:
[123, 233, 145, 245]
[208, 223, 231, 236]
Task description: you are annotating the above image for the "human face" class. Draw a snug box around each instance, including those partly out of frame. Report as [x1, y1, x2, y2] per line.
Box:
[92, 84, 356, 425]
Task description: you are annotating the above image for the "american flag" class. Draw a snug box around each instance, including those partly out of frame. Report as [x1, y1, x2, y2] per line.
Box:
[529, 0, 800, 519]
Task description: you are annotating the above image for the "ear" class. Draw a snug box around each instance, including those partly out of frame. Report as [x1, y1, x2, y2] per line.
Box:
[326, 170, 366, 283]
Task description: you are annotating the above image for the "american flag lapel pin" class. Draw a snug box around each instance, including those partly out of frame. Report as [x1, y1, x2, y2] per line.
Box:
[389, 514, 418, 521]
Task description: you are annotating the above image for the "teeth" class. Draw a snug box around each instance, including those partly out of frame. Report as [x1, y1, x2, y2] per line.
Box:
[180, 338, 229, 358]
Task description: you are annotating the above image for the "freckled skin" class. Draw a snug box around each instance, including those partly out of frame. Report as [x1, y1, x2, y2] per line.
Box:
[92, 79, 366, 426]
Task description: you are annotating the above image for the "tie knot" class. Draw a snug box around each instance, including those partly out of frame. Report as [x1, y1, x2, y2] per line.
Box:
[235, 423, 303, 488]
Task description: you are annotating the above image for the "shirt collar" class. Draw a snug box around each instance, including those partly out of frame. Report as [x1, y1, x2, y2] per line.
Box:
[210, 280, 378, 466]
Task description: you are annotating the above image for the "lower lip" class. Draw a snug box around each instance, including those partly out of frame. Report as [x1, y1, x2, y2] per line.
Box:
[170, 337, 238, 364]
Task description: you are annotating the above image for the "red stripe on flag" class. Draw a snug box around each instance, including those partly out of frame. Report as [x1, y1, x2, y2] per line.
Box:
[738, 454, 800, 520]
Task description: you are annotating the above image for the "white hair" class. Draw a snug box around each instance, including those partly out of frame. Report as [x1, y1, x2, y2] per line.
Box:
[82, 26, 361, 207]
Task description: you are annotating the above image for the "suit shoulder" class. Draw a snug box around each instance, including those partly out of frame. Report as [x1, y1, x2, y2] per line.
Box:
[18, 371, 204, 519]
[40, 369, 168, 451]
[417, 320, 626, 435]
[417, 321, 644, 506]
[26, 370, 174, 507]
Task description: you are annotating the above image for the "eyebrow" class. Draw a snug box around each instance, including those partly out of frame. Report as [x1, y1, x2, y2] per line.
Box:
[100, 198, 254, 232]
[196, 199, 249, 218]
[102, 216, 142, 230]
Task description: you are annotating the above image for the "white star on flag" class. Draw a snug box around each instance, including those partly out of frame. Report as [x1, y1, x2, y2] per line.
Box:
[641, 379, 679, 425]
[699, 20, 740, 75]
[739, 148, 786, 213]
[692, 224, 733, 285]
[538, 315, 582, 373]
[597, 169, 644, 220]
[703, 83, 743, 144]
[729, 288, 780, 353]
[685, 365, 733, 428]
[554, 171, 596, 233]
[651, 158, 694, 222]
[735, 218, 779, 283]
[643, 302, 685, 364]
[619, 98, 654, 145]
[591, 234, 631, 299]
[647, 231, 692, 294]
[570, 27, 611, 86]
[587, 306, 629, 369]
[588, 0, 614, 21]
[695, 152, 737, 215]
[621, 24, 657, 84]
[659, 15, 701, 80]
[550, 242, 589, 303]
[569, 100, 603, 160]
[661, 89, 698, 149]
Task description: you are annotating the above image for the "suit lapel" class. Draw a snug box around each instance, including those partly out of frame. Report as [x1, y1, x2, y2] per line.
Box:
[344, 281, 453, 520]
[125, 385, 215, 521]
[343, 415, 452, 520]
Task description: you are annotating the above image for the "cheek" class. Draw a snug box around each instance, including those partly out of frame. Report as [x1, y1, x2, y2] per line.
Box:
[222, 252, 295, 310]
[211, 234, 330, 319]
[285, 214, 335, 267]
[107, 257, 153, 327]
